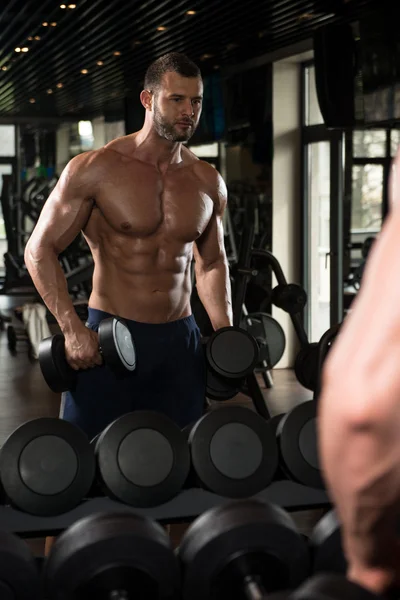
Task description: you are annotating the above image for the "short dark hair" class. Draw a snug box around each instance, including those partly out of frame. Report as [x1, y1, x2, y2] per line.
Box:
[144, 52, 201, 93]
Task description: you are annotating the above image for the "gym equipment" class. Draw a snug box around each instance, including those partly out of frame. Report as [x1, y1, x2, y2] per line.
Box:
[205, 325, 259, 402]
[310, 509, 346, 575]
[187, 406, 278, 497]
[39, 317, 136, 393]
[273, 401, 324, 489]
[271, 283, 308, 315]
[94, 411, 190, 507]
[0, 418, 95, 516]
[178, 498, 310, 600]
[292, 573, 381, 600]
[241, 311, 286, 368]
[0, 529, 41, 599]
[294, 323, 341, 395]
[205, 326, 259, 380]
[294, 343, 319, 391]
[44, 512, 180, 600]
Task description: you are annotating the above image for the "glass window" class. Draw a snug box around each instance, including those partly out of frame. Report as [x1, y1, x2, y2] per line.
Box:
[0, 126, 15, 157]
[351, 164, 383, 231]
[305, 65, 324, 126]
[391, 129, 400, 157]
[353, 130, 386, 158]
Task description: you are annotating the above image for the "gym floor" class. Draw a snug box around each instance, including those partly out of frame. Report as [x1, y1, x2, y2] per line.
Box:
[0, 310, 322, 555]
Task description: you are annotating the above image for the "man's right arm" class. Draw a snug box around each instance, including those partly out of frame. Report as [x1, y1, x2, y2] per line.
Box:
[24, 152, 96, 336]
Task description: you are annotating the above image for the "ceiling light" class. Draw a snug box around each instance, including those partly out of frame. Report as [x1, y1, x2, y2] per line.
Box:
[68, 3, 76, 8]
[60, 3, 66, 7]
[96, 60, 104, 66]
[21, 47, 29, 53]
[56, 82, 63, 88]
[29, 99, 36, 104]
[81, 69, 88, 74]
[34, 36, 41, 40]
[157, 26, 167, 31]
[47, 89, 53, 94]
[2, 66, 8, 71]
[113, 51, 121, 56]
[14, 47, 21, 53]
[200, 53, 213, 60]
[186, 10, 196, 15]
[50, 22, 57, 27]
[28, 36, 33, 41]
[42, 22, 48, 26]
[133, 40, 141, 45]
[214, 65, 220, 70]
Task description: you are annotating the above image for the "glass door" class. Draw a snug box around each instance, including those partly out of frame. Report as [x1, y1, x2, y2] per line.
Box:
[303, 132, 343, 342]
[0, 162, 15, 277]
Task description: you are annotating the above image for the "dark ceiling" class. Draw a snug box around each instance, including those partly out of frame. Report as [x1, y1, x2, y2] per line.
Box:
[0, 0, 379, 120]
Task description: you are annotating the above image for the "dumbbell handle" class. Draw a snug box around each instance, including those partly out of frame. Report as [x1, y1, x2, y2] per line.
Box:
[244, 575, 267, 600]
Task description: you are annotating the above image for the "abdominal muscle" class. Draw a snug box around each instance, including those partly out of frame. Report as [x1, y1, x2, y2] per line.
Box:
[87, 243, 194, 323]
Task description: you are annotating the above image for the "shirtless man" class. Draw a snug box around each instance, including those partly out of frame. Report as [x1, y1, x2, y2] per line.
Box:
[319, 149, 400, 596]
[25, 52, 233, 440]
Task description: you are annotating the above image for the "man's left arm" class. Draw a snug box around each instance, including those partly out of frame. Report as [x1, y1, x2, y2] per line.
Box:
[193, 168, 233, 331]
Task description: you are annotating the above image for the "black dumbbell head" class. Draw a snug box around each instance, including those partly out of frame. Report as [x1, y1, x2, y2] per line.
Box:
[44, 512, 180, 600]
[95, 410, 190, 507]
[179, 499, 310, 600]
[0, 418, 95, 516]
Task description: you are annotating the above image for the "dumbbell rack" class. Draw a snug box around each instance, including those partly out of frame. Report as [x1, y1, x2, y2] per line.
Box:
[0, 482, 329, 536]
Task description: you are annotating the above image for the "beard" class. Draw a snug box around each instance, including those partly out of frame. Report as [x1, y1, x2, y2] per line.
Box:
[153, 102, 196, 142]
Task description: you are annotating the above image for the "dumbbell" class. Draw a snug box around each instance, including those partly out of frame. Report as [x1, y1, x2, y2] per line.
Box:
[309, 509, 346, 575]
[185, 406, 278, 497]
[39, 317, 136, 393]
[0, 529, 41, 599]
[204, 326, 260, 401]
[0, 417, 95, 516]
[269, 400, 324, 489]
[241, 312, 286, 370]
[93, 410, 190, 507]
[44, 511, 180, 600]
[178, 498, 310, 600]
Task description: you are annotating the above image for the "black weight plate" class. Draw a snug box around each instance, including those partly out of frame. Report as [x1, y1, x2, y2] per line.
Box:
[95, 411, 190, 507]
[44, 512, 180, 600]
[98, 318, 136, 374]
[206, 327, 259, 380]
[276, 401, 324, 489]
[179, 499, 310, 600]
[0, 530, 41, 600]
[294, 343, 319, 391]
[38, 335, 76, 393]
[310, 510, 346, 575]
[189, 406, 278, 498]
[0, 418, 95, 516]
[242, 313, 286, 368]
[206, 367, 239, 401]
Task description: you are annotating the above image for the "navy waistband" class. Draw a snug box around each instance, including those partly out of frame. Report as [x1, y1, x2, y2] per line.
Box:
[86, 307, 198, 332]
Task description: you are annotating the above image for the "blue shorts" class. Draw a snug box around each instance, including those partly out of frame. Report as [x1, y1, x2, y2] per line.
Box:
[60, 308, 207, 439]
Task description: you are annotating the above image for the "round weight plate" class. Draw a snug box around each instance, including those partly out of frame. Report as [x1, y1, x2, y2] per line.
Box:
[0, 418, 95, 516]
[276, 400, 324, 489]
[98, 318, 136, 375]
[38, 335, 76, 393]
[189, 406, 278, 498]
[206, 368, 239, 401]
[0, 530, 41, 600]
[95, 411, 190, 507]
[206, 327, 259, 380]
[294, 343, 319, 391]
[179, 499, 310, 600]
[310, 510, 346, 574]
[242, 313, 286, 368]
[44, 512, 180, 600]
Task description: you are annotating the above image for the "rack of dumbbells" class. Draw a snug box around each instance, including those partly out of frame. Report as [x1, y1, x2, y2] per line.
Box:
[0, 321, 360, 599]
